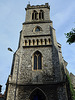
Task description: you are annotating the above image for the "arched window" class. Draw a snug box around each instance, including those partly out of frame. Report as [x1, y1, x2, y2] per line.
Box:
[25, 40, 27, 46]
[48, 38, 50, 44]
[33, 51, 42, 70]
[40, 39, 43, 45]
[39, 10, 44, 20]
[37, 39, 39, 45]
[33, 40, 35, 45]
[29, 40, 31, 46]
[44, 39, 47, 45]
[33, 26, 42, 32]
[32, 10, 38, 20]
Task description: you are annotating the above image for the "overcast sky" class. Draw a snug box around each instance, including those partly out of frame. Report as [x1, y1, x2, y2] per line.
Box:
[0, 0, 75, 93]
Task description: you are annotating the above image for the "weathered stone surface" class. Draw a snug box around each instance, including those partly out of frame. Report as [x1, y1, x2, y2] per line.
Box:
[6, 3, 69, 100]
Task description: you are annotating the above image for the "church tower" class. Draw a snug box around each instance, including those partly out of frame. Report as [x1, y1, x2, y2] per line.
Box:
[6, 3, 68, 100]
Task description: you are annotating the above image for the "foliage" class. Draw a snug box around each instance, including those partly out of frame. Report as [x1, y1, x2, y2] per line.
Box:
[66, 73, 75, 100]
[65, 28, 75, 44]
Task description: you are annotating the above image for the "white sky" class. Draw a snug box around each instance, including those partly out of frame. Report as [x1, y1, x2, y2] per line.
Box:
[0, 0, 75, 93]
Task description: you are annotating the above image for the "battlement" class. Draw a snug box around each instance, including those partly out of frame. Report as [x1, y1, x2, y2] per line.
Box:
[25, 3, 50, 10]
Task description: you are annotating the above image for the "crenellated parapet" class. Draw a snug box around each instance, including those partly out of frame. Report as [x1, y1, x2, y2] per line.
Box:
[25, 3, 50, 10]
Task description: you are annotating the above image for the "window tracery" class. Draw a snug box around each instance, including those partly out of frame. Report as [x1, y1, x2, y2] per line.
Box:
[32, 10, 44, 20]
[32, 10, 38, 20]
[33, 26, 42, 32]
[33, 51, 42, 70]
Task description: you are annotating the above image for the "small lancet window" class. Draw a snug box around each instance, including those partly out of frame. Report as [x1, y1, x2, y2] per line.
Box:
[37, 39, 39, 45]
[39, 10, 44, 20]
[33, 40, 35, 45]
[48, 39, 50, 44]
[40, 39, 43, 45]
[29, 40, 31, 46]
[33, 51, 42, 70]
[44, 39, 47, 45]
[25, 40, 27, 46]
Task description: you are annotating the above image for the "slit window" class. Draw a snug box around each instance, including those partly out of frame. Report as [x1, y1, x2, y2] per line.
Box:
[40, 39, 43, 45]
[29, 40, 31, 46]
[48, 39, 50, 44]
[25, 40, 27, 46]
[33, 40, 35, 45]
[45, 39, 47, 45]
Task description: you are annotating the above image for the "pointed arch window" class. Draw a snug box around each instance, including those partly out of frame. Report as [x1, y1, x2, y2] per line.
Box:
[44, 39, 47, 45]
[29, 40, 31, 46]
[25, 40, 27, 46]
[32, 10, 38, 20]
[33, 51, 42, 70]
[40, 39, 43, 45]
[33, 26, 42, 32]
[39, 10, 44, 20]
[48, 38, 50, 44]
[33, 40, 35, 45]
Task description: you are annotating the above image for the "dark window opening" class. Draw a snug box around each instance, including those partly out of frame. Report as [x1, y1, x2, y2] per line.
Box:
[25, 40, 27, 46]
[38, 55, 42, 69]
[34, 55, 37, 70]
[37, 40, 39, 45]
[48, 39, 50, 44]
[35, 27, 40, 32]
[33, 40, 35, 45]
[29, 89, 46, 100]
[42, 12, 44, 19]
[35, 13, 37, 20]
[39, 10, 44, 20]
[45, 39, 47, 45]
[32, 10, 38, 20]
[32, 13, 34, 20]
[29, 40, 31, 46]
[41, 39, 43, 45]
[39, 13, 41, 19]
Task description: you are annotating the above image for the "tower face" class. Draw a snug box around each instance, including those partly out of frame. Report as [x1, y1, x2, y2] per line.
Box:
[6, 3, 68, 100]
[25, 3, 50, 22]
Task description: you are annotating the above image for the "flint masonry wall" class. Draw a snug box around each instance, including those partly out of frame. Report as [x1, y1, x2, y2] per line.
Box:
[6, 3, 69, 100]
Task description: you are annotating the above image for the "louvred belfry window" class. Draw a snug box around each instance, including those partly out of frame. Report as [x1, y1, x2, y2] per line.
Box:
[39, 10, 44, 20]
[32, 10, 38, 20]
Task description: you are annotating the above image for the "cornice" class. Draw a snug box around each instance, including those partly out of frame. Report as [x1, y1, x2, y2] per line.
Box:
[24, 34, 51, 38]
[23, 45, 52, 48]
[23, 20, 52, 25]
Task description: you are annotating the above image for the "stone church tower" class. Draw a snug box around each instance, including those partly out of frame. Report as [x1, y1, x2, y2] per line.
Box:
[6, 3, 69, 100]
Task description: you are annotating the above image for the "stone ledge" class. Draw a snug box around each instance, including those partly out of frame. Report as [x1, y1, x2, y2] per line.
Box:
[23, 20, 52, 25]
[8, 81, 66, 87]
[24, 34, 51, 38]
[23, 45, 52, 48]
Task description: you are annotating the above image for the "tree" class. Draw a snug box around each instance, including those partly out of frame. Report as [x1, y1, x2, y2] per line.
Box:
[65, 28, 75, 44]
